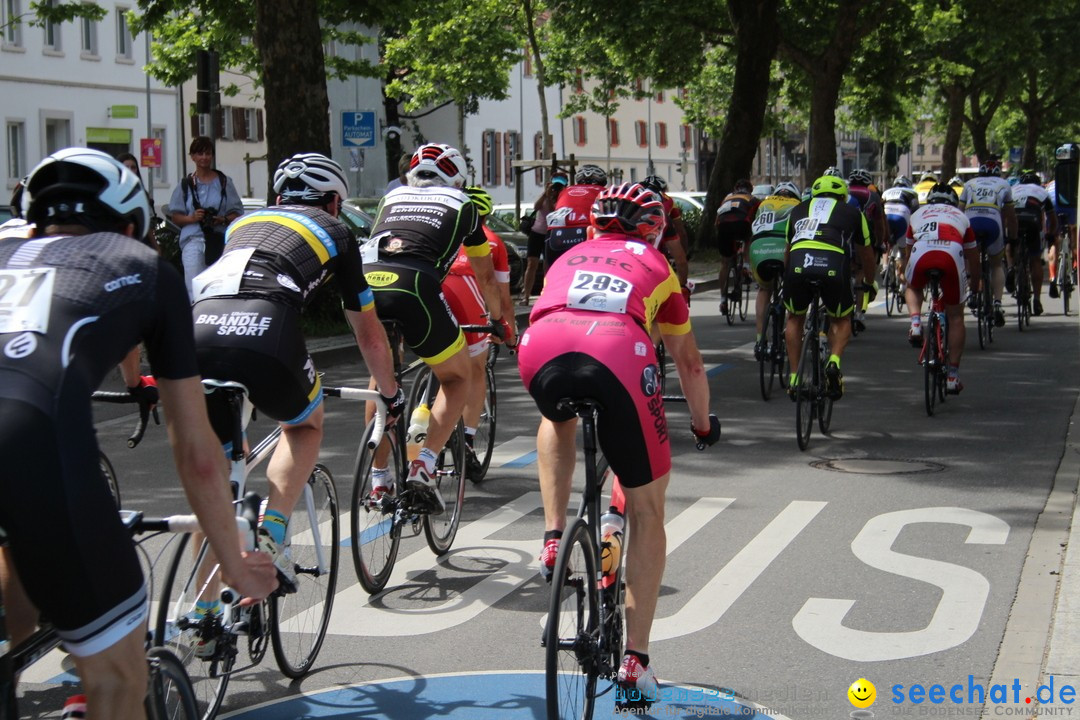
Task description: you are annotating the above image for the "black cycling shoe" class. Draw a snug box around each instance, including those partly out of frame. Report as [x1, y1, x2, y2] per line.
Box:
[1005, 267, 1016, 294]
[753, 340, 767, 361]
[825, 362, 844, 400]
[1034, 299, 1044, 316]
[1050, 282, 1060, 299]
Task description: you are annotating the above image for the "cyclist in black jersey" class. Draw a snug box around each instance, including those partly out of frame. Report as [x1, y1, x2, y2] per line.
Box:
[363, 143, 510, 512]
[0, 148, 278, 720]
[784, 174, 876, 401]
[192, 152, 402, 581]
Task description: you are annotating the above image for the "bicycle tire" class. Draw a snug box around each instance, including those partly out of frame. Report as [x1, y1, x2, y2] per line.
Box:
[99, 451, 121, 508]
[795, 314, 816, 451]
[976, 290, 987, 350]
[423, 421, 466, 555]
[471, 361, 497, 483]
[884, 262, 897, 317]
[924, 315, 938, 416]
[154, 534, 232, 720]
[759, 295, 775, 401]
[145, 646, 199, 720]
[773, 299, 788, 390]
[983, 263, 996, 345]
[350, 420, 403, 595]
[739, 260, 750, 321]
[545, 517, 599, 720]
[1060, 249, 1072, 315]
[1017, 256, 1030, 331]
[270, 463, 339, 679]
[595, 455, 626, 679]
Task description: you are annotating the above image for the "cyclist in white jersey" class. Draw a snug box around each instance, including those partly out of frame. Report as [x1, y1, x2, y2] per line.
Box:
[1008, 171, 1057, 314]
[958, 160, 1017, 327]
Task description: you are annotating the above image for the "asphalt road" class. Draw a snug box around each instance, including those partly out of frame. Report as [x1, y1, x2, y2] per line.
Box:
[17, 283, 1080, 720]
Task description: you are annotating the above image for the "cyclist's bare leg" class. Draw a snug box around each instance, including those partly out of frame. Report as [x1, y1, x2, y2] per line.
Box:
[265, 403, 324, 518]
[1031, 251, 1044, 298]
[423, 347, 471, 456]
[537, 416, 578, 534]
[826, 314, 853, 361]
[991, 250, 1005, 303]
[754, 281, 773, 338]
[521, 256, 540, 304]
[72, 623, 149, 720]
[622, 472, 670, 655]
[0, 548, 37, 646]
[904, 286, 923, 318]
[460, 345, 489, 431]
[784, 313, 806, 377]
[946, 304, 965, 367]
[717, 256, 731, 296]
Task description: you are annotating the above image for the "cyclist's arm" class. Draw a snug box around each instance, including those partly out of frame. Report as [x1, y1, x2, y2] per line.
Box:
[664, 235, 689, 286]
[661, 330, 710, 431]
[344, 308, 398, 396]
[118, 346, 142, 388]
[156, 376, 279, 602]
[466, 251, 505, 323]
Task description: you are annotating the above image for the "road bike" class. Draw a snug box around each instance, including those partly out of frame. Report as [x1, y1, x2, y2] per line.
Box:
[1055, 220, 1075, 315]
[883, 244, 905, 317]
[92, 389, 160, 507]
[543, 398, 625, 720]
[154, 382, 369, 719]
[918, 269, 949, 416]
[794, 279, 834, 451]
[349, 322, 468, 595]
[1013, 235, 1033, 331]
[974, 246, 995, 349]
[722, 242, 751, 324]
[758, 270, 788, 401]
[0, 508, 200, 720]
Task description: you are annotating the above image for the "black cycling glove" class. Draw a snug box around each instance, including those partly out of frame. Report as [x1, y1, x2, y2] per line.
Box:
[692, 414, 721, 449]
[380, 387, 406, 427]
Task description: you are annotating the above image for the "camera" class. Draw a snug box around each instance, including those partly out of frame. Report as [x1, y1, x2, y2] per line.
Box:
[200, 206, 219, 232]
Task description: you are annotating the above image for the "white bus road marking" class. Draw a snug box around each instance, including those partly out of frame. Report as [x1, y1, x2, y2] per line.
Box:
[652, 500, 827, 641]
[792, 506, 1010, 661]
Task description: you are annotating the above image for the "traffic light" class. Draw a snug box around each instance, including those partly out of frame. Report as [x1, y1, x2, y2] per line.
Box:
[196, 50, 220, 114]
[676, 161, 684, 174]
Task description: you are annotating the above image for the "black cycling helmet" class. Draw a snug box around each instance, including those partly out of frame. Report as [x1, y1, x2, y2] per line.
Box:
[575, 164, 607, 185]
[925, 183, 959, 206]
[590, 182, 666, 244]
[24, 147, 151, 240]
[848, 169, 872, 186]
[641, 175, 667, 193]
[733, 178, 753, 194]
[1019, 170, 1041, 185]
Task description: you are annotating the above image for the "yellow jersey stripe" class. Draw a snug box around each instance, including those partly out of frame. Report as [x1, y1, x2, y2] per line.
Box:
[230, 214, 331, 264]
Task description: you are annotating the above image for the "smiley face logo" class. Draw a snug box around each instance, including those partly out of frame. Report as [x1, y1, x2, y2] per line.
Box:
[848, 678, 876, 708]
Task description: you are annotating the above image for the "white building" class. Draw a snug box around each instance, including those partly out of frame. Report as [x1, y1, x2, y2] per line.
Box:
[1, 1, 180, 211]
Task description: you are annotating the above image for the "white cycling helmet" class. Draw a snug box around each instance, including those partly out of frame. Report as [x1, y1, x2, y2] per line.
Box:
[23, 147, 151, 240]
[893, 175, 912, 188]
[848, 168, 872, 185]
[774, 181, 800, 198]
[409, 143, 468, 187]
[575, 164, 608, 185]
[273, 152, 349, 205]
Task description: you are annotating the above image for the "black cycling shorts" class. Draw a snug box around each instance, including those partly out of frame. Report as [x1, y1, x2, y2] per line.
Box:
[366, 262, 465, 365]
[783, 248, 854, 317]
[1013, 218, 1044, 257]
[526, 230, 546, 259]
[194, 297, 322, 435]
[716, 222, 752, 258]
[0, 399, 147, 657]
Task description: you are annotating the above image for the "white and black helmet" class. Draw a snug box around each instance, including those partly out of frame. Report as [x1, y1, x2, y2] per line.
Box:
[23, 147, 151, 240]
[273, 152, 349, 205]
[409, 143, 468, 187]
[849, 168, 872, 186]
[575, 164, 607, 185]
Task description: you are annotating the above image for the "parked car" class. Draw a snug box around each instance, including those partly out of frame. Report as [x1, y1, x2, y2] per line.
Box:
[346, 196, 382, 216]
[0, 205, 13, 225]
[752, 184, 774, 200]
[666, 191, 705, 215]
[340, 200, 375, 239]
[486, 212, 528, 296]
[241, 197, 267, 213]
[492, 202, 528, 231]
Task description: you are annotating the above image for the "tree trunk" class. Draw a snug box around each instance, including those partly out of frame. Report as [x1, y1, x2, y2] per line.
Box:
[940, 83, 966, 179]
[805, 67, 844, 177]
[520, 0, 553, 161]
[1020, 69, 1041, 168]
[383, 74, 404, 184]
[253, 0, 330, 200]
[698, 0, 779, 250]
[964, 79, 1006, 164]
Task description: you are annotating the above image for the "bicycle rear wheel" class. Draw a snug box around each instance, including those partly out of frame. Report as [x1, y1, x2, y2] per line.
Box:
[351, 421, 403, 594]
[795, 322, 816, 451]
[270, 463, 339, 678]
[884, 262, 897, 317]
[759, 296, 775, 401]
[545, 517, 599, 720]
[423, 421, 467, 555]
[154, 534, 231, 720]
[470, 360, 497, 482]
[773, 301, 788, 390]
[145, 646, 199, 720]
[924, 316, 939, 416]
[738, 259, 750, 321]
[99, 451, 121, 508]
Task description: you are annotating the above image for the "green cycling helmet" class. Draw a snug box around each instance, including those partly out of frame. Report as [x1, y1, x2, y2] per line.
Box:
[463, 186, 493, 216]
[811, 175, 848, 198]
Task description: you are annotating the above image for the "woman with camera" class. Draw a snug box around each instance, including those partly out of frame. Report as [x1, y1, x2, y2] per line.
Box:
[169, 135, 243, 300]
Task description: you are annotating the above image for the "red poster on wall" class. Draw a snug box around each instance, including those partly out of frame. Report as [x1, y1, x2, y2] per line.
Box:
[140, 138, 162, 168]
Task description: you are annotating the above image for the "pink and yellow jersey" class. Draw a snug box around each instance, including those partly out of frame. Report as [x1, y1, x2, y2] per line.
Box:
[530, 233, 690, 336]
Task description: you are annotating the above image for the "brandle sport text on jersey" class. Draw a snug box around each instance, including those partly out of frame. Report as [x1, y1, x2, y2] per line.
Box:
[194, 311, 273, 336]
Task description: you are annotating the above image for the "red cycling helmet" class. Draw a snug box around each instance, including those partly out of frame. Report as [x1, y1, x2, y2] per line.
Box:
[590, 182, 666, 245]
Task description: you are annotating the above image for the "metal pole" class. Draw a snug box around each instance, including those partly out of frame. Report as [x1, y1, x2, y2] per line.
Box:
[144, 31, 154, 199]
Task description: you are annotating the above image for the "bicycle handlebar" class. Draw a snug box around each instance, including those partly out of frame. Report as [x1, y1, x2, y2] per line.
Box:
[460, 322, 517, 353]
[92, 390, 159, 448]
[321, 386, 387, 449]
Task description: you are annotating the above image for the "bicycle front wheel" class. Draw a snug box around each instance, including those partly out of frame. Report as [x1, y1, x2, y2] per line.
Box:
[884, 262, 897, 317]
[759, 298, 775, 401]
[99, 451, 121, 508]
[145, 646, 199, 720]
[723, 266, 736, 326]
[738, 262, 750, 321]
[423, 421, 467, 555]
[270, 464, 339, 679]
[154, 534, 231, 720]
[924, 317, 938, 416]
[545, 517, 600, 720]
[351, 422, 403, 594]
[471, 361, 497, 482]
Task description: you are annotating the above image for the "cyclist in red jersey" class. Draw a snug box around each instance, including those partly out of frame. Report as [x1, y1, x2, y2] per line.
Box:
[518, 182, 720, 703]
[544, 164, 607, 272]
[441, 187, 517, 473]
[641, 175, 690, 291]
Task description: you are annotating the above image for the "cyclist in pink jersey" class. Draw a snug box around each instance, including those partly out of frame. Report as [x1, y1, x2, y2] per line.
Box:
[441, 187, 516, 473]
[518, 182, 720, 702]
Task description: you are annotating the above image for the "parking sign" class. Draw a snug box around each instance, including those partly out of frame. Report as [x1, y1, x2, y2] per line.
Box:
[342, 111, 376, 148]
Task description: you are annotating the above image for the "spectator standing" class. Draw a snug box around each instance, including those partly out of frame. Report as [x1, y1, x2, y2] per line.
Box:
[521, 171, 568, 305]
